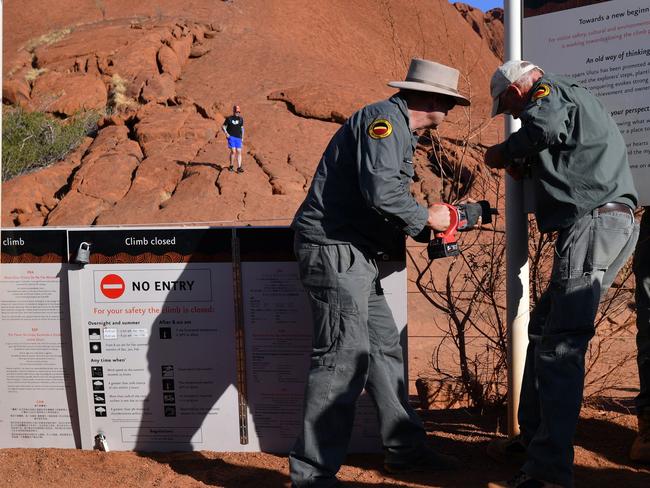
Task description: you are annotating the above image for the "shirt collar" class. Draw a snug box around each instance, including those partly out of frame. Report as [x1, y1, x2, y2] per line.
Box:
[390, 93, 418, 137]
[390, 93, 410, 125]
[390, 93, 418, 148]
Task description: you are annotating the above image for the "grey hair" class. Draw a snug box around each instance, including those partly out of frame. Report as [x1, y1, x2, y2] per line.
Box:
[513, 68, 544, 89]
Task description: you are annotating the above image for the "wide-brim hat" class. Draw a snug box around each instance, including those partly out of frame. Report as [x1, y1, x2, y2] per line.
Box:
[388, 58, 470, 106]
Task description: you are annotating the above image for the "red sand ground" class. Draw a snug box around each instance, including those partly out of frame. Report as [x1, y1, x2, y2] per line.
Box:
[1, 407, 649, 487]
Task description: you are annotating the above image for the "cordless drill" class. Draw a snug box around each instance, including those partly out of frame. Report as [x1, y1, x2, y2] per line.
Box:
[427, 200, 498, 259]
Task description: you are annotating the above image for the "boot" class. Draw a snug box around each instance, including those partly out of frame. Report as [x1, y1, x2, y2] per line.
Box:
[486, 434, 527, 465]
[383, 444, 460, 474]
[630, 409, 650, 463]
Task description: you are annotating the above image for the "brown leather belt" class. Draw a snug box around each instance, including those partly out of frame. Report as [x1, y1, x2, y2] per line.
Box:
[594, 202, 633, 216]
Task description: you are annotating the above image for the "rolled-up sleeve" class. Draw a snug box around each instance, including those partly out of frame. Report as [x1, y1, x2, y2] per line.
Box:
[356, 116, 429, 237]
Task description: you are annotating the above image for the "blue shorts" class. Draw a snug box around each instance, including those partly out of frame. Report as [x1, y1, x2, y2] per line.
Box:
[227, 136, 242, 149]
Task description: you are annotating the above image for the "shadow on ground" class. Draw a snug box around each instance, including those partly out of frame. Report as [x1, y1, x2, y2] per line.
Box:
[142, 404, 650, 488]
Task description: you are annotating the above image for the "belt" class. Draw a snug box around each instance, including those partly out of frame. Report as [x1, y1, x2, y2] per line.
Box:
[593, 202, 633, 216]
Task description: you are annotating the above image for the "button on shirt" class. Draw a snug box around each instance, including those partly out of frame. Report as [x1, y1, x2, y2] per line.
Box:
[292, 94, 429, 255]
[497, 74, 638, 232]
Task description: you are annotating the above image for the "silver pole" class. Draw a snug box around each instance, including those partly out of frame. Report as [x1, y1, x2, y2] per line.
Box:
[504, 0, 529, 437]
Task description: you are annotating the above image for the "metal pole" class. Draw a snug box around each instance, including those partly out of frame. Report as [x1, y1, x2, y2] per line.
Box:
[231, 229, 250, 445]
[504, 0, 529, 437]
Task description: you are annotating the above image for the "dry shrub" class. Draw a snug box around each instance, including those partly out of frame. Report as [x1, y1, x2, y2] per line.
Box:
[24, 68, 48, 83]
[25, 28, 73, 52]
[108, 74, 134, 112]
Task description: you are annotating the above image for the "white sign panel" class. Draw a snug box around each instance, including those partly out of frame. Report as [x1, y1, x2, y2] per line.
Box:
[237, 229, 408, 453]
[0, 227, 411, 453]
[67, 228, 242, 451]
[0, 230, 79, 448]
[523, 0, 650, 204]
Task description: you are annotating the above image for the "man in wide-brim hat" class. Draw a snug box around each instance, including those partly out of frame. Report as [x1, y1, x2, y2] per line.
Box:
[289, 58, 469, 487]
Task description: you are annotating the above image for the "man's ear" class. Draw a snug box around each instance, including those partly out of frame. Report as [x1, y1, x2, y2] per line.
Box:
[510, 84, 529, 102]
[504, 84, 519, 99]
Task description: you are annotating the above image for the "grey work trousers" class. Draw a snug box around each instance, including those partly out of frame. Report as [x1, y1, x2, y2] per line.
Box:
[289, 239, 426, 487]
[519, 208, 639, 487]
[635, 208, 650, 414]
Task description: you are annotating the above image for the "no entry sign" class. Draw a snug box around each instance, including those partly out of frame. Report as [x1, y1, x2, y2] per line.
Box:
[99, 274, 125, 299]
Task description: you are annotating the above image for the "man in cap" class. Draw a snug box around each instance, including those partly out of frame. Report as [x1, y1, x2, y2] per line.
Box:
[631, 207, 650, 463]
[222, 104, 245, 173]
[484, 60, 639, 488]
[289, 58, 469, 487]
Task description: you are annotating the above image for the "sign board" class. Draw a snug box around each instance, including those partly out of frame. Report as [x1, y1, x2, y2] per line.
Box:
[523, 0, 650, 204]
[67, 228, 242, 451]
[62, 226, 407, 452]
[236, 228, 408, 452]
[0, 230, 79, 448]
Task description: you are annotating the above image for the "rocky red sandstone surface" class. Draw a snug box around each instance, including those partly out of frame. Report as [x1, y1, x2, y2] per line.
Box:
[2, 0, 504, 228]
[454, 2, 505, 60]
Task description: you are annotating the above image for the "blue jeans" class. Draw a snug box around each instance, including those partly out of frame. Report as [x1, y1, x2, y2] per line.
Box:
[635, 208, 650, 415]
[519, 207, 638, 487]
[289, 239, 426, 487]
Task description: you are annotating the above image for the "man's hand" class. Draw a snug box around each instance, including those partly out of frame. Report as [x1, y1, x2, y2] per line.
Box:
[427, 204, 452, 232]
[484, 144, 507, 169]
[458, 199, 482, 228]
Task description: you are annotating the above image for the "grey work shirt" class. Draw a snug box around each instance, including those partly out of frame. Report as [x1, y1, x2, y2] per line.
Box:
[497, 74, 638, 232]
[291, 94, 429, 255]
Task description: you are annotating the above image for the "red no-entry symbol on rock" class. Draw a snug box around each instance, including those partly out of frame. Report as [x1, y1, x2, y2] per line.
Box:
[100, 274, 125, 299]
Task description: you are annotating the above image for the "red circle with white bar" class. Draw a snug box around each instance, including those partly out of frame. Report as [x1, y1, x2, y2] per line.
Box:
[100, 274, 125, 299]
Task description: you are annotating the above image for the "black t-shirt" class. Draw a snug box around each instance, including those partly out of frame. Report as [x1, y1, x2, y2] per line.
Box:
[224, 115, 244, 139]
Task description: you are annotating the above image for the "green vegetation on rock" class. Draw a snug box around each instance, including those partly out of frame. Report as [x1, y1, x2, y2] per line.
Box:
[2, 108, 99, 181]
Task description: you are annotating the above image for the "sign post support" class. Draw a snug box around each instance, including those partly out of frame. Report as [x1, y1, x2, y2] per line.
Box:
[505, 0, 530, 438]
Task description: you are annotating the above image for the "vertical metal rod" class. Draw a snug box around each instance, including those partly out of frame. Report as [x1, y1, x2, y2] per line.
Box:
[231, 229, 249, 444]
[505, 0, 530, 438]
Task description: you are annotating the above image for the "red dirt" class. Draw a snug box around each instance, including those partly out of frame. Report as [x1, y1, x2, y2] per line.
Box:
[1, 407, 648, 487]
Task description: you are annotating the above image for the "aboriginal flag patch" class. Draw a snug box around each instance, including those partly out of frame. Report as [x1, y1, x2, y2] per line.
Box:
[368, 119, 393, 139]
[532, 83, 551, 101]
